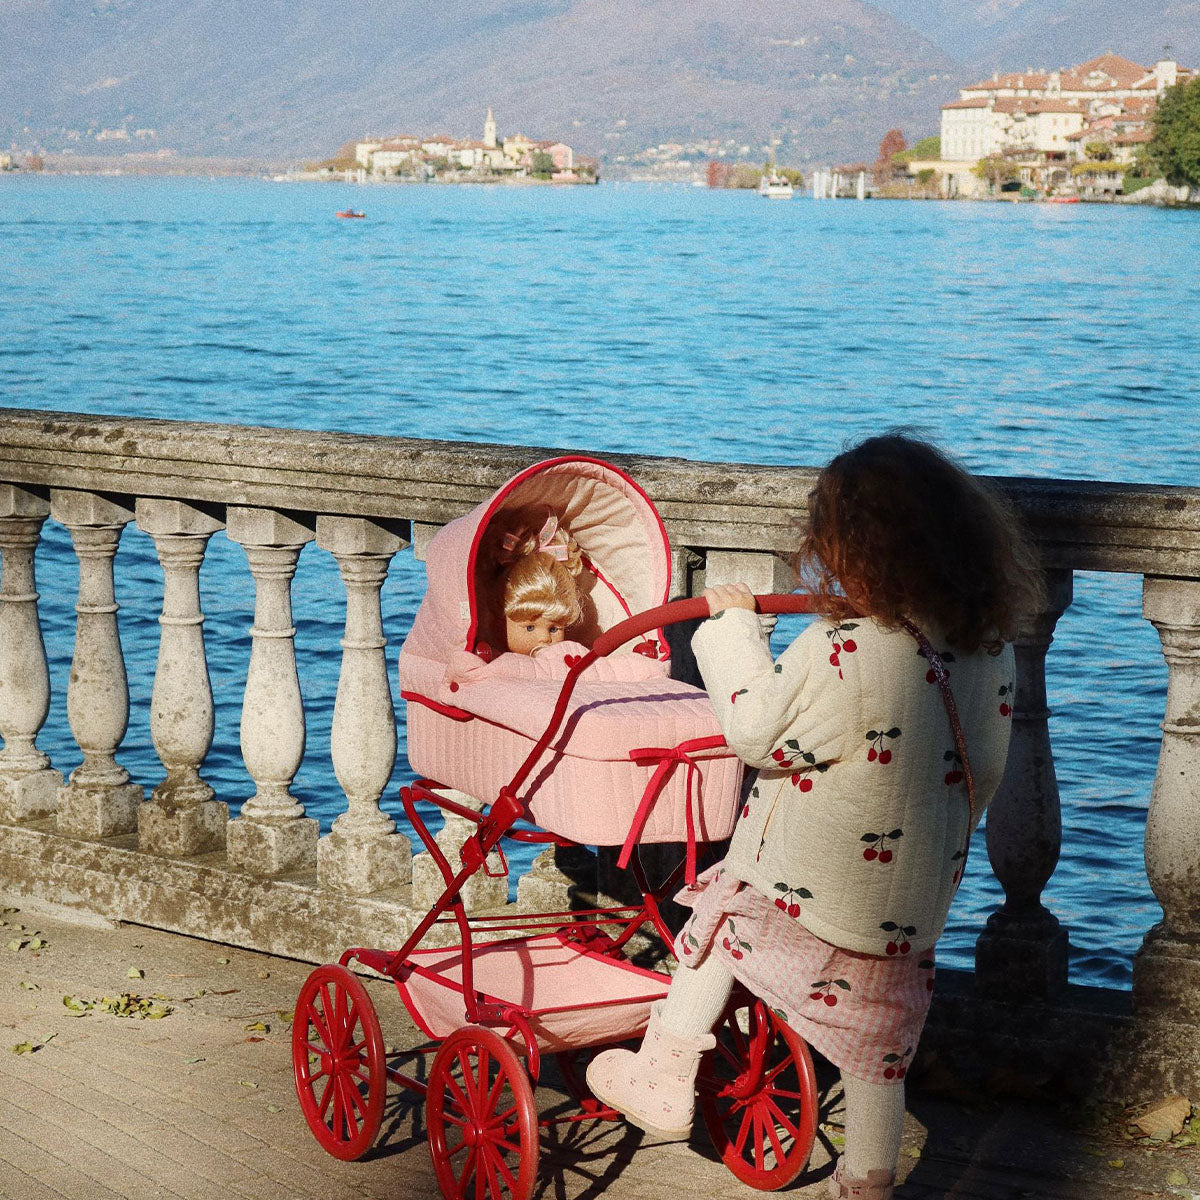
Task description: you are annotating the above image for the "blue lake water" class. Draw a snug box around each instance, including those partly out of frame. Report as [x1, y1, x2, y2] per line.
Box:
[3, 174, 1199, 988]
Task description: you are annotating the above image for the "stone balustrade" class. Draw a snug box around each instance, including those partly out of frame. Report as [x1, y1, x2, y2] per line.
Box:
[1, 408, 1199, 1101]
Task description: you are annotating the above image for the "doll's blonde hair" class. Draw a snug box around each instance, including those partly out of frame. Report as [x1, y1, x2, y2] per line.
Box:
[492, 507, 583, 627]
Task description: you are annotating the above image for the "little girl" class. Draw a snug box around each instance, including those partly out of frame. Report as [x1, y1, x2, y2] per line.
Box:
[587, 434, 1042, 1200]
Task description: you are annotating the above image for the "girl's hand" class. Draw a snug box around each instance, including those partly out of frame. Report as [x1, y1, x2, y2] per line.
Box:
[704, 582, 757, 615]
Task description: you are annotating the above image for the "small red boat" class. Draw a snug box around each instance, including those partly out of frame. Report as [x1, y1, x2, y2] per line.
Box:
[1047, 196, 1080, 204]
[337, 209, 366, 218]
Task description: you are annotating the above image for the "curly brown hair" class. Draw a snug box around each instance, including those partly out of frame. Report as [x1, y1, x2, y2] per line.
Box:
[795, 434, 1044, 650]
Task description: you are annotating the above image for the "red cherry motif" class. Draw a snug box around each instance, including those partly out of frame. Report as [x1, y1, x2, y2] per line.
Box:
[919, 646, 955, 686]
[825, 622, 859, 679]
[866, 727, 901, 764]
[731, 688, 748, 704]
[564, 654, 581, 667]
[943, 748, 964, 786]
[861, 828, 902, 863]
[882, 1049, 911, 1081]
[781, 741, 826, 790]
[773, 882, 812, 916]
[880, 920, 916, 954]
[999, 682, 1013, 716]
[809, 978, 850, 1008]
[722, 920, 752, 960]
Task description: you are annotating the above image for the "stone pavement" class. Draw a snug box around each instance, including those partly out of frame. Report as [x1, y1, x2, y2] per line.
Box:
[2, 896, 1198, 1200]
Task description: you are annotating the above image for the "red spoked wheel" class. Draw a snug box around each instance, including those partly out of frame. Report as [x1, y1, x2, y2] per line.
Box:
[292, 964, 386, 1161]
[698, 997, 819, 1191]
[427, 1026, 539, 1200]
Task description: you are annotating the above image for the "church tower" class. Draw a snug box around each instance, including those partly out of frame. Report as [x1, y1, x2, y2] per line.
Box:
[484, 108, 497, 149]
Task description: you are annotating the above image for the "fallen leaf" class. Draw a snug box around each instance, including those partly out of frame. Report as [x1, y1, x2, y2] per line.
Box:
[238, 1079, 258, 1089]
[257, 970, 270, 980]
[26, 937, 46, 951]
[20, 981, 39, 991]
[1165, 1168, 1189, 1187]
[266, 1104, 282, 1113]
[1130, 1096, 1192, 1141]
[11, 1041, 35, 1055]
[184, 1056, 205, 1064]
[244, 1020, 269, 1033]
[216, 957, 230, 965]
[8, 939, 25, 952]
[275, 1009, 294, 1026]
[902, 1147, 921, 1159]
[1109, 1159, 1125, 1169]
[127, 967, 144, 980]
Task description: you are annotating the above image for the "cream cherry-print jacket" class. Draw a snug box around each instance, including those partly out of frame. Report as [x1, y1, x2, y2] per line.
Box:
[692, 609, 1014, 957]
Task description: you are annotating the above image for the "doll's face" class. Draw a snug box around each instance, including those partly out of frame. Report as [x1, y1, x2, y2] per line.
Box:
[506, 614, 567, 656]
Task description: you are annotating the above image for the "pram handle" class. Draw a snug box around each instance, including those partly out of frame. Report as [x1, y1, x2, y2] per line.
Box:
[590, 592, 820, 658]
[501, 593, 820, 802]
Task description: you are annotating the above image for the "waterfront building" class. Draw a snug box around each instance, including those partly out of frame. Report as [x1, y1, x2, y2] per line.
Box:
[934, 52, 1194, 197]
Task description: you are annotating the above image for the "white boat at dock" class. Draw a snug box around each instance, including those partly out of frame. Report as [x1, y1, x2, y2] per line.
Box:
[758, 174, 794, 199]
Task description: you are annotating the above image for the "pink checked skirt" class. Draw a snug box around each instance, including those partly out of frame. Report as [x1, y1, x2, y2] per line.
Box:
[674, 866, 935, 1085]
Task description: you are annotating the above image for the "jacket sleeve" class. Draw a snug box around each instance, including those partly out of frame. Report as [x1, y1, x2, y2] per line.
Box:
[691, 609, 854, 769]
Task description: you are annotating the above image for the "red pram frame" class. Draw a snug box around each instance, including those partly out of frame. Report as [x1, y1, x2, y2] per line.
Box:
[292, 594, 823, 1196]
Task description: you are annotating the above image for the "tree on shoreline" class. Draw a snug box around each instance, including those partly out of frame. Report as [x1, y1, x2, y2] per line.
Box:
[1148, 76, 1200, 188]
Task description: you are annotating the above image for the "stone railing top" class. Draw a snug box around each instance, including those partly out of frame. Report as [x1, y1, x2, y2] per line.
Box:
[1, 407, 1198, 575]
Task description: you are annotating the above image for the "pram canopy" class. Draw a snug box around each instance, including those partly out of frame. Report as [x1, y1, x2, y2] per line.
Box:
[397, 456, 743, 849]
[403, 455, 672, 676]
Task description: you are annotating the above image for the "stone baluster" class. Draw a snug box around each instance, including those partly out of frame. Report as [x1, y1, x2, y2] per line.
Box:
[974, 568, 1073, 999]
[704, 549, 796, 641]
[315, 516, 412, 893]
[51, 490, 145, 838]
[226, 507, 318, 875]
[0, 486, 63, 821]
[1133, 577, 1200, 1022]
[135, 499, 228, 856]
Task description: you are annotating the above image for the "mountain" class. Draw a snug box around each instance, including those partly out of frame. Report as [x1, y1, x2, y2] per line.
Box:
[4, 0, 1193, 168]
[867, 0, 1200, 73]
[0, 0, 957, 165]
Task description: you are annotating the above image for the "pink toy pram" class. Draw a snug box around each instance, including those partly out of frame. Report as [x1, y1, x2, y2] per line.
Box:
[292, 456, 821, 1197]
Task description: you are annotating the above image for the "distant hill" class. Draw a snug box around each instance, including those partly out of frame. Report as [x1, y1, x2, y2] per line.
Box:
[2, 0, 1193, 168]
[867, 0, 1200, 73]
[0, 0, 957, 165]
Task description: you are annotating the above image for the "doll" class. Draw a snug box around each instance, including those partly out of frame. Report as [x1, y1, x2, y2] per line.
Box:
[494, 508, 583, 655]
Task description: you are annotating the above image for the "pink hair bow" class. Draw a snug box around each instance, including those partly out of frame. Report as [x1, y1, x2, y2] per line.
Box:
[501, 510, 568, 561]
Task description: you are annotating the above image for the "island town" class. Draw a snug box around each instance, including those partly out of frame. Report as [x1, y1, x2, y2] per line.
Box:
[326, 108, 599, 185]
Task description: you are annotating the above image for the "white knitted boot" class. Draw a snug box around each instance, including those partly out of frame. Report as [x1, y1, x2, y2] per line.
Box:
[585, 1001, 716, 1141]
[826, 1158, 895, 1199]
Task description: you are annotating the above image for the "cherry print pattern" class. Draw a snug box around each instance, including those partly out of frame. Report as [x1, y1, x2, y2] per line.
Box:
[950, 848, 966, 889]
[773, 881, 813, 917]
[860, 828, 903, 863]
[943, 748, 965, 786]
[772, 739, 829, 790]
[881, 1046, 913, 1080]
[998, 682, 1013, 717]
[808, 978, 851, 1007]
[866, 727, 901, 764]
[742, 784, 759, 819]
[918, 958, 936, 993]
[826, 621, 859, 679]
[721, 918, 752, 960]
[880, 921, 916, 955]
[731, 688, 748, 704]
[917, 644, 956, 684]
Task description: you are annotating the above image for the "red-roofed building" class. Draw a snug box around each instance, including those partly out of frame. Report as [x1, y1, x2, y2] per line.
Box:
[937, 51, 1194, 195]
